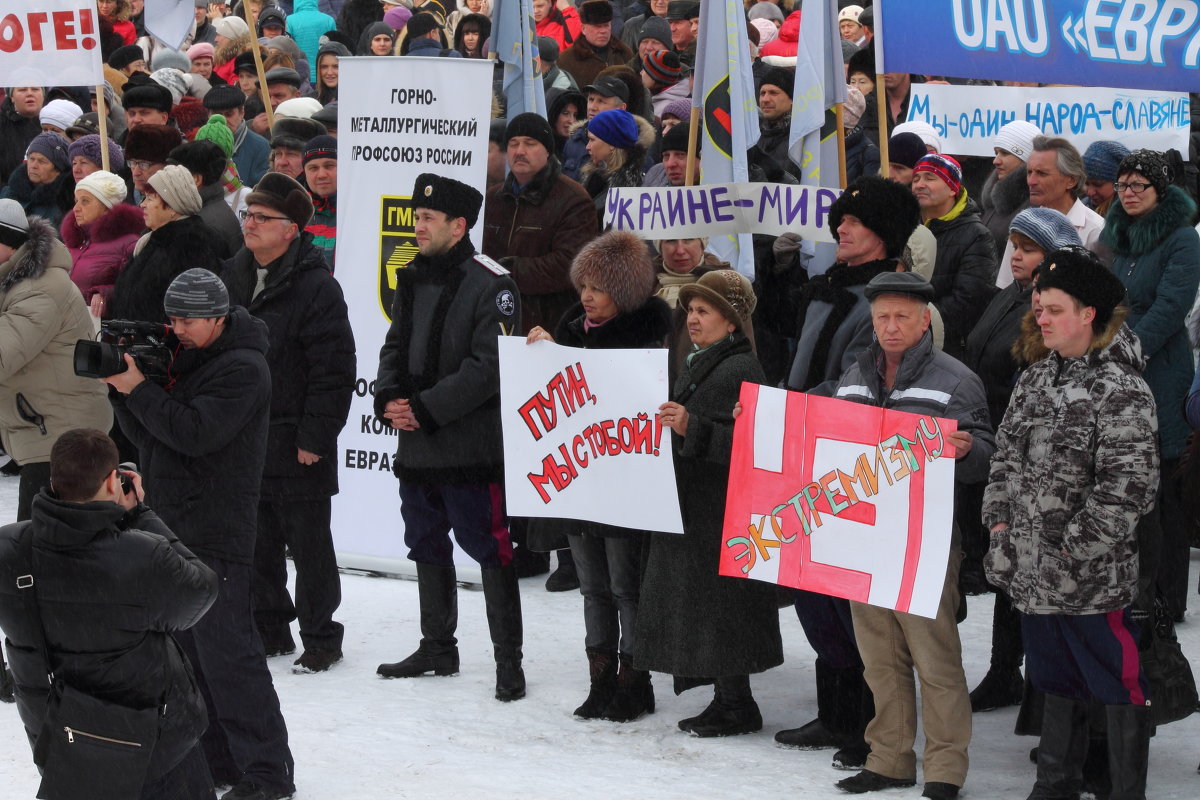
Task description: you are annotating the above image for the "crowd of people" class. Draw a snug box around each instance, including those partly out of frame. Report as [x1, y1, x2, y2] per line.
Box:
[0, 0, 1198, 798]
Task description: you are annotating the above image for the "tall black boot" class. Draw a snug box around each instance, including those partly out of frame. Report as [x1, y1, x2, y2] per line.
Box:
[1027, 693, 1088, 799]
[832, 677, 874, 770]
[1106, 704, 1150, 800]
[971, 591, 1025, 712]
[545, 548, 579, 592]
[0, 649, 13, 704]
[775, 660, 857, 748]
[377, 563, 459, 678]
[483, 564, 525, 701]
[602, 652, 654, 722]
[573, 648, 617, 719]
[688, 675, 762, 737]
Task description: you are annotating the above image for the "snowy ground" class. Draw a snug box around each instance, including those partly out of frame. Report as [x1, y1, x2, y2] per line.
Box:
[1, 473, 1198, 799]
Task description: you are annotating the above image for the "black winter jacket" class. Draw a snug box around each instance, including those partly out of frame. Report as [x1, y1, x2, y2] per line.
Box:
[964, 281, 1034, 429]
[113, 307, 272, 564]
[374, 238, 520, 484]
[0, 494, 217, 782]
[925, 196, 997, 357]
[222, 234, 356, 498]
[0, 97, 41, 188]
[109, 216, 223, 323]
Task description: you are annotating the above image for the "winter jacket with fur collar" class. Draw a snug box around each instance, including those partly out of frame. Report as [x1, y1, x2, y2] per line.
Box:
[978, 165, 1030, 265]
[109, 215, 223, 324]
[1102, 185, 1200, 459]
[984, 313, 1159, 615]
[60, 202, 145, 311]
[0, 217, 114, 464]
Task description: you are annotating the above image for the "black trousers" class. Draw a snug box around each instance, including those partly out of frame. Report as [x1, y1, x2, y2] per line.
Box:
[16, 460, 51, 522]
[253, 496, 344, 652]
[174, 557, 295, 793]
[139, 744, 216, 799]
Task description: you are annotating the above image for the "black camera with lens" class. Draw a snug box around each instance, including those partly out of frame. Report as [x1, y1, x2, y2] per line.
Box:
[74, 319, 174, 385]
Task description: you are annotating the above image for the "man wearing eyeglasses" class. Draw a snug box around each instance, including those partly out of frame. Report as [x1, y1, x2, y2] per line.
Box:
[996, 135, 1107, 288]
[220, 173, 356, 678]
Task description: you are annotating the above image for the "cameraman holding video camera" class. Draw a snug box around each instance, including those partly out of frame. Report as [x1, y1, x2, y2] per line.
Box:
[102, 268, 296, 800]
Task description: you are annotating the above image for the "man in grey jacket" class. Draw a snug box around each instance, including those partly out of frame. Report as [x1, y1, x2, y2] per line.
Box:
[374, 174, 526, 702]
[831, 272, 995, 800]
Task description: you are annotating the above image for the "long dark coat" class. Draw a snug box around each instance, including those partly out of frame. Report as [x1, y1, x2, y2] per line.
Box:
[635, 335, 784, 678]
[109, 215, 222, 323]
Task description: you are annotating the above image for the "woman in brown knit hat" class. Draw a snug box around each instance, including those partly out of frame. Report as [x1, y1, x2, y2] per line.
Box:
[637, 269, 784, 738]
[525, 229, 671, 724]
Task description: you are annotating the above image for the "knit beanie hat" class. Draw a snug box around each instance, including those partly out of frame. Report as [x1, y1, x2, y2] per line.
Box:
[76, 170, 129, 209]
[993, 120, 1041, 162]
[245, 172, 316, 229]
[660, 122, 691, 154]
[570, 230, 657, 313]
[124, 124, 184, 164]
[1117, 148, 1172, 195]
[408, 173, 482, 228]
[888, 132, 926, 169]
[759, 66, 794, 99]
[639, 16, 672, 48]
[303, 135, 338, 166]
[892, 120, 942, 153]
[39, 99, 84, 133]
[748, 2, 784, 23]
[194, 114, 235, 158]
[152, 49, 191, 73]
[147, 164, 203, 216]
[151, 68, 190, 105]
[187, 42, 215, 62]
[0, 199, 30, 250]
[26, 132, 71, 172]
[913, 153, 963, 195]
[829, 175, 922, 260]
[68, 134, 125, 172]
[749, 18, 779, 47]
[505, 112, 555, 155]
[1035, 245, 1126, 329]
[384, 6, 413, 30]
[661, 98, 691, 123]
[1082, 140, 1130, 184]
[588, 109, 639, 149]
[642, 50, 682, 87]
[163, 268, 230, 319]
[1009, 207, 1081, 254]
[537, 36, 559, 62]
[213, 15, 250, 40]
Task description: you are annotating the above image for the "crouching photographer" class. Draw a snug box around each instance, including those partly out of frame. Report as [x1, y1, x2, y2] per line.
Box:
[0, 428, 220, 799]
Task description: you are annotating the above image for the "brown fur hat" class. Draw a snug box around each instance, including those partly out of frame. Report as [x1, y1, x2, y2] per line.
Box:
[570, 230, 657, 313]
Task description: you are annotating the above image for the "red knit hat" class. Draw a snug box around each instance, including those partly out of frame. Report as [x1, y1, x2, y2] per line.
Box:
[642, 50, 682, 87]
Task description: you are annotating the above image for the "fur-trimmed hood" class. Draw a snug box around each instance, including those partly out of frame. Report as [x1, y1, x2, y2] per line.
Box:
[1011, 305, 1135, 369]
[981, 164, 1029, 216]
[215, 33, 255, 66]
[1101, 184, 1198, 257]
[0, 217, 71, 292]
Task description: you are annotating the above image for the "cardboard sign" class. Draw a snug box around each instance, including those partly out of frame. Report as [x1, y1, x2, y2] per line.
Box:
[720, 384, 958, 619]
[0, 3, 103, 87]
[499, 338, 684, 535]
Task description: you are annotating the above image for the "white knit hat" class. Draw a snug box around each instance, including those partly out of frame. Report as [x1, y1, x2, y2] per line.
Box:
[0, 199, 30, 250]
[39, 99, 84, 133]
[213, 16, 250, 40]
[993, 120, 1042, 162]
[891, 121, 943, 154]
[148, 164, 203, 216]
[76, 170, 129, 209]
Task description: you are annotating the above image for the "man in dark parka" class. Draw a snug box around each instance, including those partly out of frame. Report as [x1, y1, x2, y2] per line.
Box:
[221, 172, 356, 675]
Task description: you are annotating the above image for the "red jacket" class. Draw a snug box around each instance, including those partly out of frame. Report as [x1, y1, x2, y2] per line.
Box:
[536, 6, 581, 52]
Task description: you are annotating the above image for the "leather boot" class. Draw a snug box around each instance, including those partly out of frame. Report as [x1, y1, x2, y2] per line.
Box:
[483, 565, 525, 701]
[1027, 693, 1088, 799]
[602, 653, 654, 722]
[377, 563, 459, 678]
[688, 675, 761, 737]
[775, 660, 860, 749]
[573, 649, 617, 719]
[1106, 704, 1151, 800]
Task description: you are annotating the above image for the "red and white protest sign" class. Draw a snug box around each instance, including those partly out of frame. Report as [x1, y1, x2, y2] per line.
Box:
[720, 384, 957, 619]
[0, 3, 103, 88]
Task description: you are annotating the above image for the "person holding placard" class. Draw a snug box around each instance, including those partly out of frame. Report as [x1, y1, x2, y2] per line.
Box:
[984, 246, 1159, 800]
[374, 174, 527, 703]
[524, 230, 671, 722]
[639, 269, 784, 737]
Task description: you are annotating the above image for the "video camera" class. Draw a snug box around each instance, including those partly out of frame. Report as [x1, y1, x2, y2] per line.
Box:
[74, 320, 174, 385]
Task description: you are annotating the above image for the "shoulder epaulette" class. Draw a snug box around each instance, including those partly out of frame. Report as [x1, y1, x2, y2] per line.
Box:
[474, 253, 510, 276]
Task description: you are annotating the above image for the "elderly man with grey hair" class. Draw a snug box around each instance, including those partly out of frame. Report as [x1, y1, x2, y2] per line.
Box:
[996, 135, 1105, 287]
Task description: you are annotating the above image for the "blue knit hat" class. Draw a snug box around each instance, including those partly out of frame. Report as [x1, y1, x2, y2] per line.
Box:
[1082, 140, 1130, 184]
[1009, 207, 1081, 254]
[26, 132, 70, 172]
[588, 109, 639, 150]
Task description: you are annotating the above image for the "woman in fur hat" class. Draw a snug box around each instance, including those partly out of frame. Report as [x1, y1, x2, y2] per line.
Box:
[525, 229, 672, 724]
[452, 12, 491, 58]
[638, 269, 784, 737]
[109, 165, 221, 323]
[579, 108, 655, 225]
[61, 170, 146, 318]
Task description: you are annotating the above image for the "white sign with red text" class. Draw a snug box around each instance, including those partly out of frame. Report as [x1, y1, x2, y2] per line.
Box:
[0, 3, 103, 87]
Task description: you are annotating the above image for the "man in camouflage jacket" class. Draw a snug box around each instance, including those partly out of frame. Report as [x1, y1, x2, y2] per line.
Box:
[983, 246, 1159, 800]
